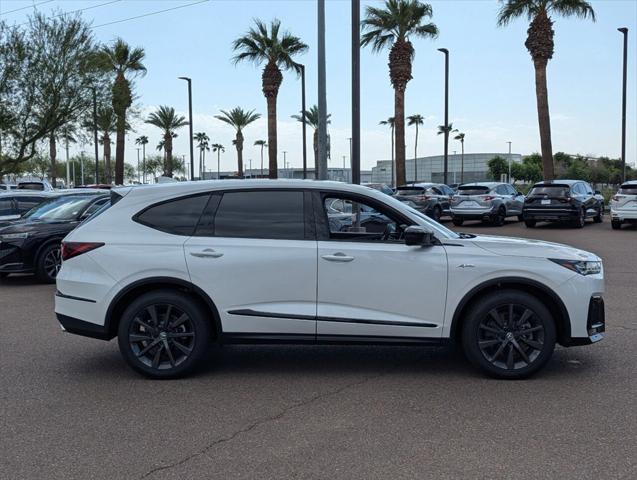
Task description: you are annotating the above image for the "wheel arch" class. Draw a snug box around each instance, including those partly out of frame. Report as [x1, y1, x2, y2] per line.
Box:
[449, 277, 571, 345]
[34, 237, 65, 264]
[104, 277, 222, 341]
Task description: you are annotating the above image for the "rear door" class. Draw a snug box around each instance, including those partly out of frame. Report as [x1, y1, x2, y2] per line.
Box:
[184, 189, 317, 338]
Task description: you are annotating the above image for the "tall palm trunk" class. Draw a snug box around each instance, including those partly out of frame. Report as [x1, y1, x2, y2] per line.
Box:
[390, 126, 395, 187]
[313, 129, 319, 177]
[202, 149, 206, 177]
[114, 115, 126, 184]
[236, 131, 244, 177]
[413, 123, 419, 183]
[534, 60, 554, 180]
[460, 140, 464, 183]
[262, 61, 282, 179]
[394, 89, 406, 186]
[164, 132, 173, 177]
[266, 95, 277, 178]
[49, 133, 57, 187]
[217, 150, 221, 180]
[260, 145, 264, 176]
[103, 132, 112, 184]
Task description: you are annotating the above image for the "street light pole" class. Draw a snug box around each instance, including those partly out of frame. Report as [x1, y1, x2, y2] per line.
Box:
[317, 0, 328, 180]
[438, 48, 449, 185]
[507, 141, 512, 182]
[283, 151, 288, 178]
[297, 63, 308, 179]
[136, 148, 140, 183]
[351, 0, 361, 185]
[618, 27, 628, 183]
[178, 76, 195, 181]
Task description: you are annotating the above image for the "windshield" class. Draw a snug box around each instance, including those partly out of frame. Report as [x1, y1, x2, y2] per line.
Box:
[457, 186, 490, 195]
[529, 185, 570, 197]
[380, 193, 459, 239]
[22, 195, 97, 221]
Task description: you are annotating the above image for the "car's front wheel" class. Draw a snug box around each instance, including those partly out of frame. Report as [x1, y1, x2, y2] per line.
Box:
[461, 290, 556, 379]
[117, 290, 212, 379]
[491, 207, 506, 226]
[611, 219, 622, 230]
[593, 205, 603, 223]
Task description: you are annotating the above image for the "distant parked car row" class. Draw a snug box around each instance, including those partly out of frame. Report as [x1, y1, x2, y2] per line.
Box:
[610, 180, 637, 230]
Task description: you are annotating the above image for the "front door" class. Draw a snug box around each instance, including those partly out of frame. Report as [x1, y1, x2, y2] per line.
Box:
[315, 192, 448, 339]
[184, 189, 317, 337]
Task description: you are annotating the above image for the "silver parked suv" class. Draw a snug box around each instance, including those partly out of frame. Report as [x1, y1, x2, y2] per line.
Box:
[451, 182, 525, 226]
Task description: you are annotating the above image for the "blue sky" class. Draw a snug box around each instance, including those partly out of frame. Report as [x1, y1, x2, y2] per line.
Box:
[2, 0, 636, 175]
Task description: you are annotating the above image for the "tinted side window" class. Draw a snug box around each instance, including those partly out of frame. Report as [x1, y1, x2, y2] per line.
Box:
[214, 190, 305, 240]
[136, 194, 210, 236]
[0, 198, 15, 216]
[16, 196, 45, 213]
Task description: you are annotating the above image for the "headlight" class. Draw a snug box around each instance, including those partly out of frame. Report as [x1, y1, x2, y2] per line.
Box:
[549, 258, 602, 275]
[0, 232, 29, 241]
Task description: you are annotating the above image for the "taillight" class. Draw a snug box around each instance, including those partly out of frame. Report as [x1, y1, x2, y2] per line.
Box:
[612, 195, 621, 202]
[481, 195, 496, 201]
[416, 195, 431, 201]
[61, 242, 104, 261]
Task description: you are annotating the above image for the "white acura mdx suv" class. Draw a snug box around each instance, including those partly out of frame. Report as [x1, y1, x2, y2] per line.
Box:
[55, 180, 605, 379]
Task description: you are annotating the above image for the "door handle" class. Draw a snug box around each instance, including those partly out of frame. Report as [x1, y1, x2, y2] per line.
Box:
[321, 252, 354, 263]
[190, 248, 223, 259]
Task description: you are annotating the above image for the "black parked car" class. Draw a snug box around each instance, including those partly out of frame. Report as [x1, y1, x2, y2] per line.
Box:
[394, 183, 455, 221]
[0, 191, 57, 228]
[523, 180, 604, 228]
[0, 191, 109, 282]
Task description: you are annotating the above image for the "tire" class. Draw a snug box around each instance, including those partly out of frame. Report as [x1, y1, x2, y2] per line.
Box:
[611, 220, 622, 230]
[593, 205, 603, 223]
[431, 206, 442, 223]
[573, 208, 586, 229]
[117, 290, 212, 379]
[517, 215, 524, 222]
[35, 243, 62, 283]
[0, 273, 9, 280]
[491, 207, 506, 227]
[524, 219, 536, 228]
[461, 289, 556, 379]
[452, 217, 464, 226]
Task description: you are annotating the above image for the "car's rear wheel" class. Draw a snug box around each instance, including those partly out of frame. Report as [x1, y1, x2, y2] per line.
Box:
[452, 217, 464, 226]
[36, 243, 62, 283]
[611, 219, 622, 230]
[117, 290, 211, 379]
[573, 208, 586, 229]
[0, 273, 9, 280]
[524, 219, 536, 228]
[461, 290, 556, 379]
[431, 206, 442, 223]
[517, 215, 524, 222]
[492, 207, 506, 226]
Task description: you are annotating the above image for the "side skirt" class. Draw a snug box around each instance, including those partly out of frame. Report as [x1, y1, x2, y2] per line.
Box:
[221, 333, 448, 347]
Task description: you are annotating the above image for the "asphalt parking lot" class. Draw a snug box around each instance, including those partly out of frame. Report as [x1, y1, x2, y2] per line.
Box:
[1, 219, 636, 480]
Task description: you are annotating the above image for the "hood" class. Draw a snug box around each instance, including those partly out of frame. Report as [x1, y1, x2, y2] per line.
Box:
[470, 234, 599, 261]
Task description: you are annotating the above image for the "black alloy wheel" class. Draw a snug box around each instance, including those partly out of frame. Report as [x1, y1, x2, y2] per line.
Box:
[462, 290, 556, 379]
[574, 208, 586, 229]
[118, 290, 211, 378]
[593, 205, 603, 223]
[36, 244, 62, 283]
[431, 206, 442, 223]
[492, 207, 506, 227]
[452, 217, 464, 226]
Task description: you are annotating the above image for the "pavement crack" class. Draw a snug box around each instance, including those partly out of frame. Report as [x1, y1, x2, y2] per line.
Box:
[139, 370, 388, 479]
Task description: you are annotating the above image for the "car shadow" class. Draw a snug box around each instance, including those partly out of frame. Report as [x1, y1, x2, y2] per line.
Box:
[0, 274, 46, 288]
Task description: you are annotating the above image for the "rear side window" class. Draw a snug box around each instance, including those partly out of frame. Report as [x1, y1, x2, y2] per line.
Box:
[0, 198, 15, 216]
[619, 184, 637, 194]
[136, 194, 210, 236]
[16, 196, 45, 214]
[213, 190, 305, 240]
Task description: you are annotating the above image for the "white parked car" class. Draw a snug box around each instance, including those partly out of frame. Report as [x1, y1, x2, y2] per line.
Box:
[610, 180, 637, 229]
[55, 180, 605, 379]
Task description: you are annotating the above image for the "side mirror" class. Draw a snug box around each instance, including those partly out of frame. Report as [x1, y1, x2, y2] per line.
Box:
[404, 226, 434, 247]
[517, 191, 524, 196]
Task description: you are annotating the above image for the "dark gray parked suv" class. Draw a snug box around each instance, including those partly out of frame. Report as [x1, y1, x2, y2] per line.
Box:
[450, 182, 525, 226]
[394, 183, 454, 221]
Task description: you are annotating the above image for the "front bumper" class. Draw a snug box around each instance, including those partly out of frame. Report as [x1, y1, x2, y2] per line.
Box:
[562, 295, 605, 346]
[523, 207, 579, 222]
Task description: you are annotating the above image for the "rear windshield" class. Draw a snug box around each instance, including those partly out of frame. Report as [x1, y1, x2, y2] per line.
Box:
[619, 184, 637, 194]
[17, 183, 44, 191]
[529, 185, 570, 196]
[457, 186, 490, 195]
[396, 187, 425, 196]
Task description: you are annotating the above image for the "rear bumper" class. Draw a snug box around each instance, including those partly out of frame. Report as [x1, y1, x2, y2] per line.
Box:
[610, 208, 637, 221]
[523, 207, 579, 222]
[451, 206, 496, 220]
[56, 313, 112, 340]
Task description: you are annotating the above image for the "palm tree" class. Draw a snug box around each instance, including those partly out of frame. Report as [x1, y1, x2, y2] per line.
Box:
[497, 0, 595, 180]
[254, 140, 267, 176]
[145, 106, 188, 178]
[95, 107, 116, 183]
[291, 105, 331, 176]
[211, 143, 225, 179]
[362, 0, 438, 186]
[407, 114, 424, 183]
[135, 135, 148, 183]
[215, 107, 261, 177]
[193, 132, 210, 179]
[95, 38, 146, 185]
[453, 131, 466, 183]
[233, 19, 308, 179]
[379, 117, 395, 187]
